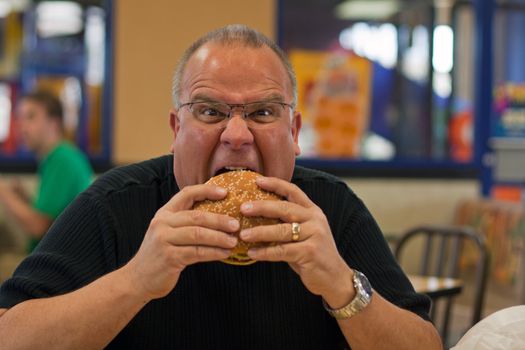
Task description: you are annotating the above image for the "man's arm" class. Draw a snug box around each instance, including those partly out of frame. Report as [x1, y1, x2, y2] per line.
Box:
[323, 268, 442, 350]
[241, 176, 443, 350]
[0, 184, 239, 349]
[0, 266, 148, 350]
[0, 181, 52, 237]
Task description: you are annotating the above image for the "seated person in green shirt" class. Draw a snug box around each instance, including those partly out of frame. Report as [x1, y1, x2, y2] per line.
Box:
[0, 89, 94, 252]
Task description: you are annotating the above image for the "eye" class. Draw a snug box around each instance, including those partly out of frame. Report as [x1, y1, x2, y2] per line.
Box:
[201, 106, 220, 116]
[245, 103, 280, 123]
[192, 103, 228, 123]
[252, 108, 272, 117]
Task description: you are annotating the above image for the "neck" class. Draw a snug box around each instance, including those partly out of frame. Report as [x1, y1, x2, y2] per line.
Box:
[37, 133, 62, 159]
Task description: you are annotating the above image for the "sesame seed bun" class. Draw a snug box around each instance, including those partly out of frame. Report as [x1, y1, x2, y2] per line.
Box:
[192, 170, 282, 265]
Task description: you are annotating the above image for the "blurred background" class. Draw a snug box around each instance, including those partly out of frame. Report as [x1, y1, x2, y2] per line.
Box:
[0, 0, 524, 347]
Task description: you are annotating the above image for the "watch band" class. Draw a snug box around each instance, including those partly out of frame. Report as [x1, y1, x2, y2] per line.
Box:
[322, 269, 373, 320]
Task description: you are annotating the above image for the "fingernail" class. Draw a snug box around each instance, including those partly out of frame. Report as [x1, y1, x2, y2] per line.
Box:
[240, 229, 251, 240]
[247, 249, 258, 259]
[241, 202, 253, 211]
[227, 236, 238, 245]
[216, 187, 227, 195]
[229, 219, 239, 230]
[256, 176, 266, 185]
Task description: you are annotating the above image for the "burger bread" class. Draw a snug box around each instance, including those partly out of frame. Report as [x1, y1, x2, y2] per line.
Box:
[192, 170, 282, 265]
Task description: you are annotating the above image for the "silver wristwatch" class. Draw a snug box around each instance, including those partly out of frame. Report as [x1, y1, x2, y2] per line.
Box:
[322, 269, 373, 320]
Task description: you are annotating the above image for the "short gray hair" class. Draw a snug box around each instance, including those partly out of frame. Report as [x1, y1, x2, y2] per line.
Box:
[171, 24, 297, 108]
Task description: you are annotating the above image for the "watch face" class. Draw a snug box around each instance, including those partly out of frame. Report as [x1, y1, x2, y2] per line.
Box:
[322, 269, 373, 319]
[355, 270, 373, 296]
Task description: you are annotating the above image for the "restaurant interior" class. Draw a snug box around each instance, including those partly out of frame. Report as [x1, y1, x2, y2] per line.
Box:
[0, 0, 524, 348]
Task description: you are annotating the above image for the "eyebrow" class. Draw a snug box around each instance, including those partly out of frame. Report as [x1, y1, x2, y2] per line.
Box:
[188, 94, 220, 103]
[189, 93, 287, 104]
[259, 93, 286, 103]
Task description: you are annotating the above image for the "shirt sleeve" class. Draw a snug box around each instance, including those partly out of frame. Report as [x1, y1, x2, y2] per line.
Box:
[33, 154, 86, 219]
[337, 188, 432, 322]
[0, 193, 117, 309]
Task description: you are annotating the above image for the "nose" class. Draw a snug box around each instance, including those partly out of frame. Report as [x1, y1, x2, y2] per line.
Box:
[219, 113, 254, 150]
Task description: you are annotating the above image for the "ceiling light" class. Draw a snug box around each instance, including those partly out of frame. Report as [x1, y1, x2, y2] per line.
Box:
[335, 0, 400, 20]
[36, 1, 83, 37]
[0, 2, 11, 17]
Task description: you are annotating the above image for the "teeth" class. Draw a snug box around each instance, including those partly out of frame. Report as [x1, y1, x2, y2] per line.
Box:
[225, 167, 248, 171]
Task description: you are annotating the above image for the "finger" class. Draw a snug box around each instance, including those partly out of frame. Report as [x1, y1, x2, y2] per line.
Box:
[247, 243, 299, 262]
[158, 209, 240, 233]
[240, 199, 306, 223]
[166, 226, 238, 249]
[240, 222, 309, 243]
[177, 246, 232, 265]
[255, 176, 314, 208]
[165, 184, 228, 212]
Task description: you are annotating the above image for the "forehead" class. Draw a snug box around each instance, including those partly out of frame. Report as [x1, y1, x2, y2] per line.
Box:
[181, 42, 293, 100]
[18, 99, 44, 113]
[17, 99, 53, 121]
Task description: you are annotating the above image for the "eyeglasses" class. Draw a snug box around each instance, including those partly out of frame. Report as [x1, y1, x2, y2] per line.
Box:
[178, 100, 294, 127]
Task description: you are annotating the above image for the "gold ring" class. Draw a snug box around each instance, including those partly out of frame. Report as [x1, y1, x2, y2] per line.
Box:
[291, 222, 300, 242]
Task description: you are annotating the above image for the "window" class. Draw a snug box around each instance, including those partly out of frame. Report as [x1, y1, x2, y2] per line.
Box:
[279, 0, 478, 177]
[0, 0, 112, 171]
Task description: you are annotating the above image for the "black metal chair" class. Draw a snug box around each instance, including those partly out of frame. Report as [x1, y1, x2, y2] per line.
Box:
[394, 225, 490, 345]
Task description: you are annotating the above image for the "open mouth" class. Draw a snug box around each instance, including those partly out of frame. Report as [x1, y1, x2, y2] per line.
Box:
[214, 166, 253, 176]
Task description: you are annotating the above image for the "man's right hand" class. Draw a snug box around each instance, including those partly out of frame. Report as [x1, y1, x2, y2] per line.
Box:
[0, 184, 239, 350]
[124, 184, 239, 301]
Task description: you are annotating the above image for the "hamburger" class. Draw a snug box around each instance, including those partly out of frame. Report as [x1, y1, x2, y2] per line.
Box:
[192, 169, 282, 265]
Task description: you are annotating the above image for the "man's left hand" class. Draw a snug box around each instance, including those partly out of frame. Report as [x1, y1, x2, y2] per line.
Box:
[240, 176, 354, 305]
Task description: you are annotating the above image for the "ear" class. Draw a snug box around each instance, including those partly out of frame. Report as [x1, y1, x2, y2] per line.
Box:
[51, 117, 64, 137]
[291, 111, 302, 156]
[169, 108, 180, 136]
[169, 108, 180, 153]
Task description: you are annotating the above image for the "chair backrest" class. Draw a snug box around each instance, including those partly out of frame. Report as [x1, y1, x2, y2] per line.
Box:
[394, 224, 490, 344]
[453, 198, 525, 299]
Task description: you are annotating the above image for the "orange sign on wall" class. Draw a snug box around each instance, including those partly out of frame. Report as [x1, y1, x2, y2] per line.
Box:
[290, 50, 372, 158]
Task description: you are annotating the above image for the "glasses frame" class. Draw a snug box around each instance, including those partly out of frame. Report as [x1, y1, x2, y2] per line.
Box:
[178, 100, 295, 125]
